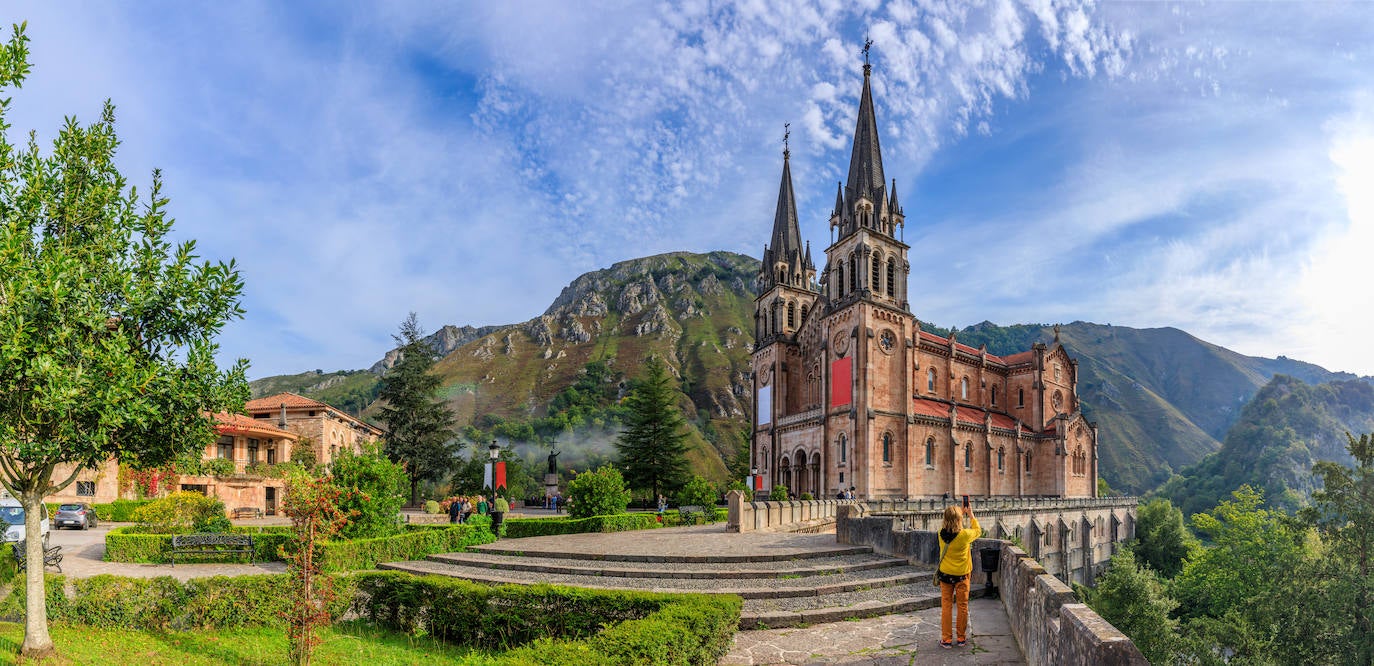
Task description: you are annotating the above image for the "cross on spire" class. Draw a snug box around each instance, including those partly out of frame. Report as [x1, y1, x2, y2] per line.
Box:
[783, 123, 790, 157]
[862, 35, 873, 65]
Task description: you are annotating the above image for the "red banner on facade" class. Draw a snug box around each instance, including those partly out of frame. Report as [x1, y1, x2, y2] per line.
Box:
[495, 461, 507, 491]
[831, 357, 852, 407]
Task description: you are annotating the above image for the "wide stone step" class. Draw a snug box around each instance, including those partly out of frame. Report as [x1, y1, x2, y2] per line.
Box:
[468, 542, 873, 564]
[740, 582, 972, 630]
[376, 558, 933, 600]
[425, 551, 907, 580]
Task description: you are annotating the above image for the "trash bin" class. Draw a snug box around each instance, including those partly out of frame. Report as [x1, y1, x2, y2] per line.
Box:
[979, 546, 1000, 599]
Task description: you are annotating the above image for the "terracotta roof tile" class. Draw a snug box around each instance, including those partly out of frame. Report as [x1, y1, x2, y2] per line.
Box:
[911, 398, 1020, 430]
[213, 412, 297, 438]
[1002, 351, 1034, 364]
[246, 392, 330, 411]
[916, 330, 1009, 364]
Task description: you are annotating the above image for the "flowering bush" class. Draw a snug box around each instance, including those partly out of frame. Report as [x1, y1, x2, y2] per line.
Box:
[132, 491, 227, 534]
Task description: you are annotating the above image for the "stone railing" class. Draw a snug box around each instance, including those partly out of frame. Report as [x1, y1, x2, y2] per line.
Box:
[726, 491, 855, 532]
[775, 408, 822, 428]
[835, 505, 1145, 665]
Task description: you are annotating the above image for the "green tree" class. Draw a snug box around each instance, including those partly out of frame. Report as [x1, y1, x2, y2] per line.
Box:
[615, 356, 691, 499]
[566, 465, 631, 518]
[330, 447, 406, 539]
[1133, 497, 1196, 578]
[1083, 548, 1180, 664]
[676, 475, 718, 509]
[0, 24, 248, 659]
[1309, 432, 1374, 664]
[376, 313, 458, 506]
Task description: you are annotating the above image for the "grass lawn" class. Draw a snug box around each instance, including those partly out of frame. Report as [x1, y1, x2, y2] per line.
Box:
[0, 621, 484, 665]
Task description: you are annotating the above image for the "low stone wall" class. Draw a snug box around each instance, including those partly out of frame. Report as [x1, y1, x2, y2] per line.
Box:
[836, 505, 1145, 665]
[726, 491, 857, 532]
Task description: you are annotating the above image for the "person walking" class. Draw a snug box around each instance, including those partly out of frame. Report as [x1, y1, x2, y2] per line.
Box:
[447, 497, 461, 524]
[492, 494, 509, 537]
[936, 503, 981, 649]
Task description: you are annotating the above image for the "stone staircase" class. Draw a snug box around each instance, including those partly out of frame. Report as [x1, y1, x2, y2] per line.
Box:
[379, 538, 949, 629]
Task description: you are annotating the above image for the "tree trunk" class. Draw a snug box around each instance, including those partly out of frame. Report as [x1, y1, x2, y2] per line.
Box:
[410, 474, 419, 508]
[19, 491, 54, 658]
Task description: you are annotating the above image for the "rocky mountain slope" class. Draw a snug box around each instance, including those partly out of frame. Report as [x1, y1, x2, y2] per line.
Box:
[251, 251, 1368, 496]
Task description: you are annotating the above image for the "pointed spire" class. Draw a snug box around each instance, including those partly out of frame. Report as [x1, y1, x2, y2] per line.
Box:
[844, 50, 886, 212]
[832, 181, 844, 218]
[889, 178, 901, 214]
[767, 136, 802, 269]
[804, 241, 814, 270]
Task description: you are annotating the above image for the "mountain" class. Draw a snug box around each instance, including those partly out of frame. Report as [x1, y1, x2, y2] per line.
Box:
[1158, 375, 1374, 517]
[250, 250, 1367, 496]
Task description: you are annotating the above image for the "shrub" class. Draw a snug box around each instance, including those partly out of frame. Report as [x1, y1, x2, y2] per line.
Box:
[331, 447, 407, 539]
[104, 526, 292, 563]
[317, 524, 495, 573]
[93, 499, 152, 522]
[503, 514, 659, 539]
[724, 480, 754, 502]
[799, 492, 814, 501]
[351, 570, 741, 664]
[194, 513, 233, 533]
[567, 465, 631, 519]
[423, 500, 441, 514]
[769, 485, 789, 501]
[133, 491, 227, 534]
[675, 475, 717, 509]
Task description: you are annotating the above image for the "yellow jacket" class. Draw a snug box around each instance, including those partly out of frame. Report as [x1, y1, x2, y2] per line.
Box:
[937, 516, 982, 577]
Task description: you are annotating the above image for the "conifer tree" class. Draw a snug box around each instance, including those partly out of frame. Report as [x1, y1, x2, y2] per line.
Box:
[616, 356, 691, 499]
[377, 313, 457, 506]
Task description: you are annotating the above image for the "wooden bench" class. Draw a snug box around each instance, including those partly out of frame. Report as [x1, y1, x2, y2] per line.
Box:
[13, 541, 62, 573]
[231, 507, 263, 520]
[169, 533, 254, 565]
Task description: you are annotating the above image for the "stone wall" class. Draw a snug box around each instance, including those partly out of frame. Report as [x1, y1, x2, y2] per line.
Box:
[726, 492, 857, 532]
[835, 505, 1146, 665]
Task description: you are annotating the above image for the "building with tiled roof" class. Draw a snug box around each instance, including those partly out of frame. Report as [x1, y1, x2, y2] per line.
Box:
[245, 392, 384, 468]
[751, 57, 1098, 500]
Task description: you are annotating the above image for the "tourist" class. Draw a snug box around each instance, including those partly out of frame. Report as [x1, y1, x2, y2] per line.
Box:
[936, 504, 981, 649]
[492, 494, 509, 537]
[657, 494, 667, 514]
[477, 495, 488, 516]
[448, 497, 461, 524]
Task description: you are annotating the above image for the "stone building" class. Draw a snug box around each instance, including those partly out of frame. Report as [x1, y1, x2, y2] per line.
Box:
[173, 413, 299, 515]
[752, 59, 1099, 500]
[246, 392, 384, 467]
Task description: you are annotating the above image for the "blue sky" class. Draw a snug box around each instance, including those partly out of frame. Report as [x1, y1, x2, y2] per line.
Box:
[6, 1, 1374, 378]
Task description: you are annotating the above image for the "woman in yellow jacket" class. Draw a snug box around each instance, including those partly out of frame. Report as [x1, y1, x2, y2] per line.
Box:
[936, 504, 981, 648]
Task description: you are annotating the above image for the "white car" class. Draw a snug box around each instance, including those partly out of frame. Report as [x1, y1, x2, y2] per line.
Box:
[0, 500, 49, 547]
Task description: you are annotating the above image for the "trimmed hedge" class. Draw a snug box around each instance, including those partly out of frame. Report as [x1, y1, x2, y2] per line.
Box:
[318, 524, 496, 573]
[0, 573, 354, 629]
[47, 499, 153, 523]
[503, 513, 662, 539]
[351, 571, 741, 664]
[104, 526, 293, 564]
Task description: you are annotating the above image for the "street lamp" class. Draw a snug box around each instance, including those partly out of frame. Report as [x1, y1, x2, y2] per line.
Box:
[488, 441, 500, 462]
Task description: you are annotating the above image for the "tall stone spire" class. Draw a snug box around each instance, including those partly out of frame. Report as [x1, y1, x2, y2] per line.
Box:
[844, 58, 886, 213]
[767, 140, 802, 272]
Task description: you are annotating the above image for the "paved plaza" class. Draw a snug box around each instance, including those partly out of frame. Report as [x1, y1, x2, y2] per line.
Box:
[44, 523, 285, 581]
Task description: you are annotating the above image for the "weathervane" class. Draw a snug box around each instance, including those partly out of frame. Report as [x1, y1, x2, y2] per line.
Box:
[783, 122, 790, 157]
[862, 34, 873, 65]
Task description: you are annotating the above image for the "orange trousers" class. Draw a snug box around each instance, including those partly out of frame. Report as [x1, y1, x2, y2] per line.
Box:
[940, 576, 970, 644]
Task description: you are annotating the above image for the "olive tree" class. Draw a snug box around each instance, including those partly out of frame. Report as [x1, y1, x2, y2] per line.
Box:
[0, 24, 248, 658]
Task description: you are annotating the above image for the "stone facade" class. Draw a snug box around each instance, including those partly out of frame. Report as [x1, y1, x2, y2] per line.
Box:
[245, 392, 384, 467]
[45, 459, 120, 506]
[752, 61, 1099, 501]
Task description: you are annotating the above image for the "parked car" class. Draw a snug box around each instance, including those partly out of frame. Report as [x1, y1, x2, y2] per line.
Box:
[53, 503, 98, 530]
[0, 496, 49, 545]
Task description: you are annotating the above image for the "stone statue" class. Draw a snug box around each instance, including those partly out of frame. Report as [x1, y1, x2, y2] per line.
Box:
[547, 449, 560, 475]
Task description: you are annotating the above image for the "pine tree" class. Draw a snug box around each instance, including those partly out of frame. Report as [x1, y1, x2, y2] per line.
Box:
[377, 313, 458, 506]
[616, 356, 692, 499]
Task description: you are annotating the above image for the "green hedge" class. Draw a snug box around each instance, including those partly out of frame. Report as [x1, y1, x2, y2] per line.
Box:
[503, 513, 662, 539]
[104, 526, 293, 564]
[318, 524, 496, 573]
[351, 571, 741, 664]
[0, 573, 354, 629]
[45, 499, 154, 522]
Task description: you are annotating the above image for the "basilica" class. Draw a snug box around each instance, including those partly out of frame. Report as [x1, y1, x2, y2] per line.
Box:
[752, 58, 1099, 500]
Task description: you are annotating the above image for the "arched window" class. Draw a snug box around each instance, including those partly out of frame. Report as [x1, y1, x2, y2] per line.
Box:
[991, 386, 998, 406]
[927, 368, 936, 393]
[964, 442, 972, 469]
[771, 309, 779, 333]
[1025, 451, 1032, 473]
[882, 432, 892, 463]
[1018, 388, 1024, 407]
[886, 258, 895, 297]
[836, 265, 844, 296]
[871, 252, 881, 293]
[839, 433, 847, 463]
[925, 438, 935, 466]
[961, 377, 969, 400]
[779, 269, 785, 283]
[800, 304, 808, 324]
[848, 254, 857, 292]
[997, 447, 1005, 471]
[787, 301, 795, 329]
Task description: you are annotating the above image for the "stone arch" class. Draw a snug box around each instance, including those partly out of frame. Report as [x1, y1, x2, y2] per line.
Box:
[925, 437, 935, 466]
[871, 250, 882, 293]
[886, 258, 896, 297]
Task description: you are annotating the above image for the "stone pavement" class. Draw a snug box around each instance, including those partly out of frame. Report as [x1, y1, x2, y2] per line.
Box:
[721, 597, 1023, 665]
[472, 522, 858, 560]
[45, 523, 285, 581]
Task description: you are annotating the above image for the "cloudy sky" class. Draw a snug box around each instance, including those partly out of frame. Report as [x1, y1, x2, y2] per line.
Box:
[6, 1, 1373, 378]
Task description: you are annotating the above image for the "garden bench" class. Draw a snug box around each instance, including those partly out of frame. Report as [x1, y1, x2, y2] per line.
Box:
[678, 505, 705, 525]
[169, 533, 254, 565]
[231, 507, 263, 520]
[12, 541, 62, 573]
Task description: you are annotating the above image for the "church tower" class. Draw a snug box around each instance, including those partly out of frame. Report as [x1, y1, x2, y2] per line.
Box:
[820, 54, 914, 497]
